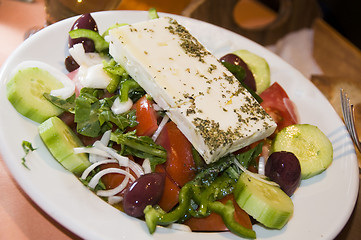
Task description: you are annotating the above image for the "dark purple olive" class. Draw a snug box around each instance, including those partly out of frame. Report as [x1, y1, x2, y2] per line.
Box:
[71, 13, 98, 32]
[64, 55, 80, 72]
[123, 172, 166, 217]
[68, 13, 98, 52]
[220, 53, 257, 92]
[265, 151, 301, 196]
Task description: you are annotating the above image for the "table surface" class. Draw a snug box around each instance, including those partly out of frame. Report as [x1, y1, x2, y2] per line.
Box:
[0, 0, 359, 239]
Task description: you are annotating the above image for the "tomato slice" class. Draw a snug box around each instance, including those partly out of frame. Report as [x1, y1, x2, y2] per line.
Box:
[260, 82, 298, 132]
[155, 164, 180, 212]
[156, 121, 196, 187]
[133, 96, 158, 136]
[100, 162, 137, 195]
[185, 194, 253, 231]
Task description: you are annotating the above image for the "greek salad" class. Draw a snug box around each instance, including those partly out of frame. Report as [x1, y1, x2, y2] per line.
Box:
[6, 10, 333, 239]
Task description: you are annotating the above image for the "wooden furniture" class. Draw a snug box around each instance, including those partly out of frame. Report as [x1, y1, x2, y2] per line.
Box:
[185, 0, 322, 45]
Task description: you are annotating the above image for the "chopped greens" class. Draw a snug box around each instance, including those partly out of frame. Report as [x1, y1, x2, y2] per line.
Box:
[21, 140, 36, 169]
[235, 141, 263, 173]
[144, 144, 262, 239]
[74, 88, 138, 137]
[103, 59, 127, 76]
[110, 131, 167, 168]
[222, 61, 263, 103]
[103, 59, 126, 93]
[124, 79, 145, 103]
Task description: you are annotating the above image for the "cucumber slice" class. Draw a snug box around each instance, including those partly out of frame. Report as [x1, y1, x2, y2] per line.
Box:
[6, 67, 64, 123]
[234, 172, 294, 229]
[271, 124, 333, 179]
[39, 116, 90, 175]
[233, 49, 270, 94]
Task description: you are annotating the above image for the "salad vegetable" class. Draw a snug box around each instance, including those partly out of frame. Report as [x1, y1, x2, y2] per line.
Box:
[144, 145, 263, 239]
[39, 116, 90, 175]
[272, 124, 333, 179]
[21, 140, 36, 169]
[7, 10, 333, 239]
[7, 64, 65, 123]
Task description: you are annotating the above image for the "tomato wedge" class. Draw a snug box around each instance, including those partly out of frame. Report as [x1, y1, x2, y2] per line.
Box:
[155, 164, 180, 212]
[156, 121, 196, 187]
[185, 194, 253, 231]
[133, 96, 158, 136]
[100, 162, 137, 195]
[260, 82, 298, 133]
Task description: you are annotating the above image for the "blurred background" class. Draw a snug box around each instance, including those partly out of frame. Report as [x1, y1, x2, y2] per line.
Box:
[121, 0, 361, 49]
[317, 0, 361, 49]
[1, 0, 360, 61]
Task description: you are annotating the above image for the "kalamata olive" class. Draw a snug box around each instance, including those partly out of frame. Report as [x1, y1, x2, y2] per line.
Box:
[220, 53, 257, 92]
[68, 13, 98, 52]
[64, 55, 79, 72]
[71, 13, 98, 32]
[123, 172, 166, 217]
[265, 151, 301, 196]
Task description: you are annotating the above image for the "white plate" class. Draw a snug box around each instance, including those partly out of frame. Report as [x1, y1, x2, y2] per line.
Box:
[0, 10, 359, 240]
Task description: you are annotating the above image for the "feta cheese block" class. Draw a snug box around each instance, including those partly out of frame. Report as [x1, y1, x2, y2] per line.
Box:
[109, 17, 276, 164]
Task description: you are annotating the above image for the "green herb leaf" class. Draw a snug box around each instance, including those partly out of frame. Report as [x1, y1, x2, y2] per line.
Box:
[235, 142, 263, 168]
[103, 59, 127, 93]
[120, 78, 143, 102]
[222, 62, 263, 103]
[110, 131, 167, 165]
[103, 59, 127, 76]
[73, 88, 138, 138]
[75, 94, 101, 137]
[21, 141, 36, 169]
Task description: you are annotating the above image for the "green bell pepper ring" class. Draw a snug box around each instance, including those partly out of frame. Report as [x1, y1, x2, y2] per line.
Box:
[144, 183, 193, 233]
[208, 200, 256, 239]
[120, 79, 141, 102]
[69, 29, 109, 53]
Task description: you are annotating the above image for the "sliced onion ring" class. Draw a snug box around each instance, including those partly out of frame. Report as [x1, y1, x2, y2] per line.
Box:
[74, 146, 112, 158]
[93, 141, 129, 166]
[100, 130, 112, 146]
[142, 158, 152, 174]
[69, 43, 104, 66]
[108, 196, 123, 204]
[88, 168, 136, 189]
[80, 159, 117, 180]
[258, 156, 265, 176]
[233, 158, 279, 187]
[96, 172, 130, 197]
[128, 160, 144, 178]
[152, 114, 169, 141]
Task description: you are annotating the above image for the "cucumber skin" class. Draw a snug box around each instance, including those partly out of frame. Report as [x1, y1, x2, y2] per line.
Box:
[39, 116, 90, 175]
[233, 49, 270, 94]
[234, 173, 294, 229]
[6, 68, 64, 123]
[271, 124, 333, 179]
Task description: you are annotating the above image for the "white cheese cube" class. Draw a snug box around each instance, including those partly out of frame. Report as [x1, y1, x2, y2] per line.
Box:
[109, 17, 276, 164]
